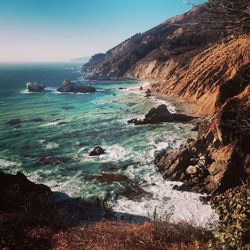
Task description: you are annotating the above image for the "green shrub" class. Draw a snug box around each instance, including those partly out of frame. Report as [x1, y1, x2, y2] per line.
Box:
[209, 183, 250, 250]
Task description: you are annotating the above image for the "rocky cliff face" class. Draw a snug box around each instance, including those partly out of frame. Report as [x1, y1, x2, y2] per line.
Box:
[82, 5, 250, 194]
[155, 85, 250, 194]
[82, 7, 225, 82]
[82, 6, 249, 116]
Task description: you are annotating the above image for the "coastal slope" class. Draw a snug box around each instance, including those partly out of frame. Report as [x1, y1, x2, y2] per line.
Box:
[82, 5, 250, 194]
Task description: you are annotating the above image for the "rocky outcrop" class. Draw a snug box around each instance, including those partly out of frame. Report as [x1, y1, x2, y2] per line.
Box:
[26, 82, 45, 92]
[155, 83, 250, 194]
[57, 79, 96, 93]
[0, 171, 51, 211]
[128, 104, 194, 125]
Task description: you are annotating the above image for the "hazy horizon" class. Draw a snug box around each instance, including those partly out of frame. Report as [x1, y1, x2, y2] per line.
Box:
[0, 0, 205, 63]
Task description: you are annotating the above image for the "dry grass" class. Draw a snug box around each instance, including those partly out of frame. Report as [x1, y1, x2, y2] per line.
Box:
[53, 220, 211, 250]
[0, 172, 212, 250]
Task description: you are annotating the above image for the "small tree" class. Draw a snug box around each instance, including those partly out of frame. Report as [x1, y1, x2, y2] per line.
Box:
[204, 0, 250, 33]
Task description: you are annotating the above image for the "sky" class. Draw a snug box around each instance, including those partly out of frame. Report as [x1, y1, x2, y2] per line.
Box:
[0, 0, 206, 63]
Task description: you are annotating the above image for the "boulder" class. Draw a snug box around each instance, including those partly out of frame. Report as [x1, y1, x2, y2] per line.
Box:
[186, 165, 198, 175]
[38, 156, 63, 165]
[26, 82, 45, 92]
[89, 146, 105, 156]
[57, 79, 96, 93]
[145, 89, 152, 97]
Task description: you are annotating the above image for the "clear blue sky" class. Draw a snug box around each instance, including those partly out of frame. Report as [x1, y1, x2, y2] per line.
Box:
[0, 0, 206, 62]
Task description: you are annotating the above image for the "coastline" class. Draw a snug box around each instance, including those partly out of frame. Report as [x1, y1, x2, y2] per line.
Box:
[0, 74, 218, 228]
[131, 79, 201, 117]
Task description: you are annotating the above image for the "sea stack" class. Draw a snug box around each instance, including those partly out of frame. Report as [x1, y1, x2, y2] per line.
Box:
[26, 82, 45, 92]
[57, 79, 96, 93]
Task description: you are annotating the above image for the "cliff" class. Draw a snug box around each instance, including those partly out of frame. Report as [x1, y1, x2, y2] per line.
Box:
[0, 172, 211, 249]
[82, 6, 250, 116]
[82, 5, 250, 194]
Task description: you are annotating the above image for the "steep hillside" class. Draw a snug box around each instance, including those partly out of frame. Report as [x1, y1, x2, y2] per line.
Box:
[82, 6, 249, 116]
[82, 6, 225, 82]
[129, 37, 250, 115]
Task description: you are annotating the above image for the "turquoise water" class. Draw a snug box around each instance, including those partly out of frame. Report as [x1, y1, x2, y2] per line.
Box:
[0, 63, 218, 226]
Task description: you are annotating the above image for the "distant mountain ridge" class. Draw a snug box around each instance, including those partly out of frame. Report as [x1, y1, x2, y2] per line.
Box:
[71, 56, 90, 63]
[81, 6, 225, 80]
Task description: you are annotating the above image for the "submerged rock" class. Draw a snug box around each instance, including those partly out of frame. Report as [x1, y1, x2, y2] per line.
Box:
[122, 184, 152, 201]
[5, 118, 22, 126]
[57, 79, 96, 93]
[91, 172, 132, 184]
[128, 104, 194, 125]
[38, 156, 63, 165]
[30, 117, 44, 122]
[89, 146, 105, 156]
[26, 82, 45, 92]
[62, 106, 75, 110]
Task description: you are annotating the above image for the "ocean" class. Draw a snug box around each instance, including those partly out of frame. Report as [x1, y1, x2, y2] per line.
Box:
[0, 63, 217, 227]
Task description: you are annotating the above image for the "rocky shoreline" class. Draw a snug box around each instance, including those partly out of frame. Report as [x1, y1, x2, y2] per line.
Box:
[0, 172, 212, 249]
[153, 87, 249, 195]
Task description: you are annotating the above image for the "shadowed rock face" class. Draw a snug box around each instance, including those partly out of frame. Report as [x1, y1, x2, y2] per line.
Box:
[57, 79, 96, 93]
[155, 84, 250, 194]
[0, 171, 51, 212]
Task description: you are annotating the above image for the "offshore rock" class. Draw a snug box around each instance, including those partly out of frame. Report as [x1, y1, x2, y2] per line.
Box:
[89, 146, 105, 156]
[57, 79, 96, 93]
[26, 82, 45, 92]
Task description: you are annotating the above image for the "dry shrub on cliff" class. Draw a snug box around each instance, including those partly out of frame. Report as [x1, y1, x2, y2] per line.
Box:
[53, 221, 211, 250]
[205, 0, 250, 32]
